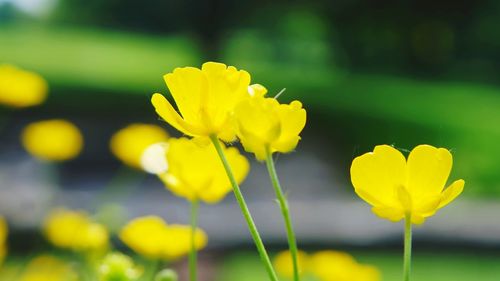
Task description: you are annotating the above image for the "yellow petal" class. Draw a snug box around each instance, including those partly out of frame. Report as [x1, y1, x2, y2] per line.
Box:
[407, 145, 452, 199]
[272, 100, 306, 153]
[151, 93, 204, 136]
[350, 145, 406, 208]
[164, 67, 207, 124]
[438, 179, 464, 209]
[371, 206, 405, 222]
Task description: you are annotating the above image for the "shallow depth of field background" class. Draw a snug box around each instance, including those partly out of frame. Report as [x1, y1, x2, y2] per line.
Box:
[2, 0, 500, 280]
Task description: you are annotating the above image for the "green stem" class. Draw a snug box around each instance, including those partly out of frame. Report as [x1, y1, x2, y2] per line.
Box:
[403, 213, 412, 281]
[210, 135, 279, 281]
[265, 148, 300, 281]
[189, 199, 200, 281]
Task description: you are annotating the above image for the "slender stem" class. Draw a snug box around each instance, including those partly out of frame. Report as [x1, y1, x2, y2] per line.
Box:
[143, 258, 159, 281]
[189, 199, 200, 281]
[403, 213, 413, 281]
[265, 148, 300, 281]
[210, 135, 279, 281]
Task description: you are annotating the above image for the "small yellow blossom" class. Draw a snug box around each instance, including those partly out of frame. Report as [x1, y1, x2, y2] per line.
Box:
[98, 252, 142, 281]
[351, 144, 465, 224]
[310, 251, 380, 281]
[158, 137, 249, 203]
[21, 119, 83, 162]
[110, 123, 169, 169]
[44, 208, 109, 252]
[234, 93, 307, 161]
[0, 217, 7, 265]
[273, 250, 309, 279]
[19, 255, 78, 281]
[151, 62, 251, 141]
[0, 64, 48, 108]
[163, 224, 208, 260]
[120, 216, 207, 260]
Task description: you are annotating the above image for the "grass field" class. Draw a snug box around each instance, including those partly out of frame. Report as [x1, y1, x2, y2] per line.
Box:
[217, 250, 500, 281]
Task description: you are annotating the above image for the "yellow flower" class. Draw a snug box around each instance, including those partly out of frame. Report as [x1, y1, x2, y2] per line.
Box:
[110, 123, 170, 169]
[151, 62, 251, 141]
[98, 252, 142, 281]
[44, 208, 109, 252]
[310, 251, 380, 281]
[19, 255, 78, 281]
[273, 250, 309, 279]
[234, 94, 307, 161]
[0, 217, 7, 265]
[158, 137, 249, 203]
[21, 119, 83, 162]
[163, 224, 208, 260]
[0, 64, 48, 108]
[351, 145, 465, 224]
[119, 216, 207, 260]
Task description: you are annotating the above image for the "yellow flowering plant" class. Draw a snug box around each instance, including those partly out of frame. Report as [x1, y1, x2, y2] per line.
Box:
[119, 216, 207, 260]
[0, 64, 48, 108]
[234, 86, 307, 281]
[310, 250, 381, 281]
[21, 119, 83, 162]
[110, 123, 170, 170]
[351, 144, 464, 281]
[273, 250, 381, 281]
[158, 137, 249, 203]
[151, 62, 280, 281]
[44, 208, 109, 252]
[151, 62, 250, 142]
[0, 217, 7, 266]
[19, 255, 78, 281]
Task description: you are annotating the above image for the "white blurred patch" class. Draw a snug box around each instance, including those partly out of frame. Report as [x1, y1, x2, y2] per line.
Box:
[140, 142, 169, 174]
[0, 0, 57, 16]
[247, 85, 256, 97]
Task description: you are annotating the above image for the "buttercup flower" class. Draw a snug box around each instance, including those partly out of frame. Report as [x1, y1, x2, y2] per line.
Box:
[310, 250, 380, 281]
[119, 216, 207, 260]
[110, 123, 169, 170]
[44, 208, 109, 252]
[0, 216, 7, 265]
[151, 62, 251, 141]
[234, 93, 306, 161]
[19, 255, 78, 281]
[157, 137, 249, 203]
[351, 144, 465, 224]
[0, 64, 48, 108]
[98, 252, 142, 281]
[273, 250, 309, 279]
[21, 119, 83, 162]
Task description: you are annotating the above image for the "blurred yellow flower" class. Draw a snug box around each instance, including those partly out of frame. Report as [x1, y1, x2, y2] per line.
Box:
[110, 123, 169, 169]
[163, 224, 207, 260]
[151, 62, 251, 142]
[158, 137, 249, 203]
[19, 255, 77, 281]
[44, 208, 109, 252]
[310, 250, 380, 281]
[0, 64, 48, 108]
[119, 216, 207, 260]
[21, 119, 83, 162]
[0, 217, 7, 265]
[273, 250, 309, 279]
[351, 144, 465, 224]
[234, 93, 307, 161]
[98, 252, 142, 281]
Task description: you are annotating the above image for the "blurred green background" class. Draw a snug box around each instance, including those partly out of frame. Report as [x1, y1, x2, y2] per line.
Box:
[2, 0, 500, 280]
